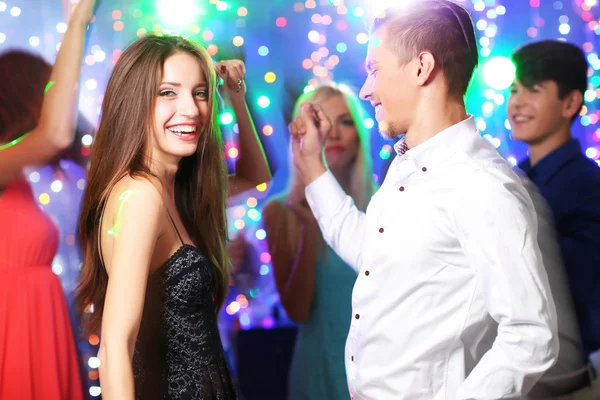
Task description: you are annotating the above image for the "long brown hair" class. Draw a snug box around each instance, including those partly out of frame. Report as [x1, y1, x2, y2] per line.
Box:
[0, 50, 92, 168]
[77, 34, 229, 335]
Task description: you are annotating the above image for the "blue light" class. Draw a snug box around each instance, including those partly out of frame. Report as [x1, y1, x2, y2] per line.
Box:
[258, 45, 269, 56]
[255, 229, 267, 240]
[336, 42, 347, 53]
[259, 264, 270, 275]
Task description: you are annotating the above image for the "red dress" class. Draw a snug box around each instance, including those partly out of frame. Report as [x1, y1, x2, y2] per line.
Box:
[0, 179, 83, 399]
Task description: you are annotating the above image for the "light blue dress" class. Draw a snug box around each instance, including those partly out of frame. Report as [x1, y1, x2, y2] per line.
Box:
[288, 245, 357, 400]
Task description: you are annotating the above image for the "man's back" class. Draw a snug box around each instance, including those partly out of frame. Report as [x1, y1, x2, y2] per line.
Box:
[520, 140, 600, 359]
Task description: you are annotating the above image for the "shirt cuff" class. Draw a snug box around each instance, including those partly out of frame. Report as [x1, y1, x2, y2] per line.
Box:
[305, 170, 347, 220]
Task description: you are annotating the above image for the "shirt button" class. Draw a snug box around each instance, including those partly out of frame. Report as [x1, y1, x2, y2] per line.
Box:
[379, 227, 384, 233]
[399, 186, 405, 192]
[422, 167, 427, 172]
[355, 314, 360, 319]
[365, 270, 370, 276]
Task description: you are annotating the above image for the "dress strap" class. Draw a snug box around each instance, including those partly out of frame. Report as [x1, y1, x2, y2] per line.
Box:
[166, 209, 185, 246]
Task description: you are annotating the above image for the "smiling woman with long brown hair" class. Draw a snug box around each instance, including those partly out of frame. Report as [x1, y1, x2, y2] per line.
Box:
[76, 33, 270, 399]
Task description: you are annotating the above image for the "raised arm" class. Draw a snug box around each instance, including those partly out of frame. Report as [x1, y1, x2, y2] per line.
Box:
[290, 103, 366, 271]
[453, 166, 558, 399]
[215, 60, 271, 198]
[97, 178, 164, 400]
[0, 0, 95, 186]
[263, 199, 320, 323]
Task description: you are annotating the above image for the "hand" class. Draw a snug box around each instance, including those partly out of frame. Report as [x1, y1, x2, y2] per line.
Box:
[227, 232, 247, 276]
[289, 103, 331, 185]
[67, 0, 97, 26]
[215, 60, 246, 99]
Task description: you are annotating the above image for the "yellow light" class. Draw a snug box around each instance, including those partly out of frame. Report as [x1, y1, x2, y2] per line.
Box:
[190, 25, 201, 34]
[237, 7, 248, 16]
[256, 182, 268, 192]
[233, 36, 244, 47]
[39, 193, 50, 205]
[356, 33, 369, 44]
[264, 72, 276, 83]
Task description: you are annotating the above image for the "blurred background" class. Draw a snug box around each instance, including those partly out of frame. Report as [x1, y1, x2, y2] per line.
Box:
[1, 0, 598, 398]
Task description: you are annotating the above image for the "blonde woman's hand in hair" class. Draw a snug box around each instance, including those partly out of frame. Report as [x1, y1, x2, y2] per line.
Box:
[215, 60, 246, 99]
[289, 103, 331, 186]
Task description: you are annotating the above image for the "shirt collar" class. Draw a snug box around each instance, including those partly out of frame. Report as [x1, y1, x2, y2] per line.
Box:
[393, 115, 477, 170]
[519, 139, 582, 184]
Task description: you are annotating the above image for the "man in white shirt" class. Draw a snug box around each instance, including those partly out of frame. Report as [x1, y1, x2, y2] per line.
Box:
[288, 1, 559, 399]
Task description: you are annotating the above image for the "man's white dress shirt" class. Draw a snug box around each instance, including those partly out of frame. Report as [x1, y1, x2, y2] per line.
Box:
[305, 116, 559, 399]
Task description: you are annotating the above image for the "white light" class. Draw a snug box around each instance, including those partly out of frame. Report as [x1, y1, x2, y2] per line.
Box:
[507, 156, 517, 166]
[496, 5, 506, 15]
[504, 119, 512, 130]
[0, 2, 6, 12]
[29, 172, 41, 183]
[89, 386, 102, 397]
[491, 137, 501, 148]
[56, 42, 61, 51]
[77, 179, 86, 190]
[94, 50, 106, 62]
[82, 134, 93, 146]
[363, 118, 374, 129]
[56, 22, 67, 33]
[476, 118, 487, 131]
[482, 101, 494, 115]
[484, 89, 496, 100]
[473, 1, 485, 11]
[494, 93, 505, 105]
[479, 37, 490, 47]
[10, 7, 21, 16]
[29, 36, 40, 47]
[559, 23, 570, 35]
[585, 147, 598, 159]
[256, 229, 267, 240]
[51, 180, 63, 193]
[259, 264, 270, 275]
[308, 30, 320, 43]
[88, 357, 101, 369]
[0, 33, 5, 44]
[476, 19, 488, 31]
[52, 264, 63, 275]
[484, 26, 497, 38]
[85, 79, 97, 90]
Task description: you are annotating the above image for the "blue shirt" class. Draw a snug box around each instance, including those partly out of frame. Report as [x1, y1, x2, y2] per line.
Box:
[520, 139, 600, 358]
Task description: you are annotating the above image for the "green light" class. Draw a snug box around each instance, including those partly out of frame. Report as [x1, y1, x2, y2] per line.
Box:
[108, 190, 134, 237]
[303, 85, 315, 94]
[0, 133, 29, 151]
[44, 81, 55, 95]
[220, 112, 233, 125]
[257, 96, 270, 108]
[482, 56, 516, 90]
[156, 0, 205, 29]
[379, 147, 391, 160]
[584, 89, 596, 103]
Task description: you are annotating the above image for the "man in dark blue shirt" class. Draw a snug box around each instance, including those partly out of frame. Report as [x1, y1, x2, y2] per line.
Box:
[509, 40, 600, 366]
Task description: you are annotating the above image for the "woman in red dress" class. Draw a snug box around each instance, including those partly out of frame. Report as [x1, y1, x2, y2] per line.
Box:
[0, 1, 95, 398]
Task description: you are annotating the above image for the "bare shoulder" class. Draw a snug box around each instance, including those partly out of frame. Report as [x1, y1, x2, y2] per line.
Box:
[102, 174, 166, 238]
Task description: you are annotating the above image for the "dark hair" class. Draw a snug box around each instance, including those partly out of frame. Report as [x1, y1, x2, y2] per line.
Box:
[372, 0, 479, 98]
[512, 40, 588, 118]
[0, 50, 93, 168]
[77, 34, 229, 335]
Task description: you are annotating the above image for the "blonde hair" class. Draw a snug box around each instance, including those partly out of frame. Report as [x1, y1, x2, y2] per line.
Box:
[279, 82, 375, 256]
